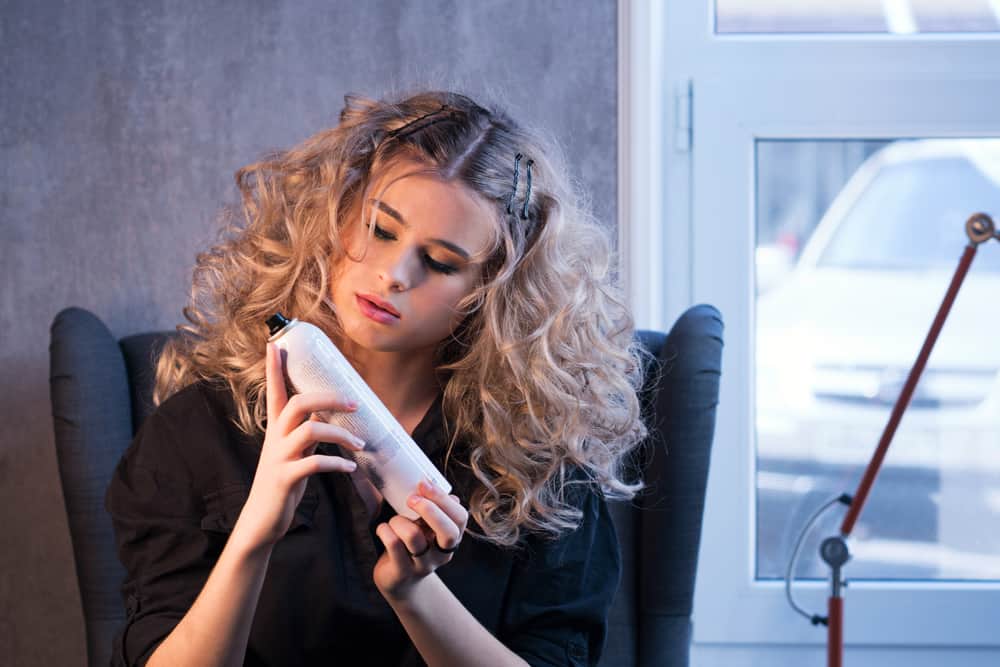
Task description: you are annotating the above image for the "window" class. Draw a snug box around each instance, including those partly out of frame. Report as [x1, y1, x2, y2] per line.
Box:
[756, 138, 1000, 583]
[621, 1, 1000, 664]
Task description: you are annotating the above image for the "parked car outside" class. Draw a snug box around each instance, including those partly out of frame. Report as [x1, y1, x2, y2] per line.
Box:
[756, 139, 1000, 580]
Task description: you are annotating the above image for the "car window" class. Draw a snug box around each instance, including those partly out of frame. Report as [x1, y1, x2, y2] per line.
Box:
[819, 156, 1000, 272]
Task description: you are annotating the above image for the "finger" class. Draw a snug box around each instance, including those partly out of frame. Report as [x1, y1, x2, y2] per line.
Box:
[418, 480, 469, 530]
[286, 420, 365, 457]
[306, 413, 332, 453]
[388, 515, 431, 558]
[304, 439, 318, 457]
[407, 493, 462, 551]
[276, 392, 359, 434]
[376, 522, 416, 571]
[287, 454, 358, 482]
[265, 343, 288, 424]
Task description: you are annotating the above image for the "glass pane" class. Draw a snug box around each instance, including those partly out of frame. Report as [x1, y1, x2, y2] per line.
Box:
[755, 138, 1000, 581]
[717, 0, 1000, 34]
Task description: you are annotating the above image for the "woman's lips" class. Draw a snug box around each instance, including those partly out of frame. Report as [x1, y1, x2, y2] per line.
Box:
[356, 295, 401, 324]
[358, 293, 400, 317]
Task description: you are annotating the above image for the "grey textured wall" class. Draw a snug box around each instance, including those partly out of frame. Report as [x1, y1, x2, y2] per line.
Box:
[0, 1, 617, 664]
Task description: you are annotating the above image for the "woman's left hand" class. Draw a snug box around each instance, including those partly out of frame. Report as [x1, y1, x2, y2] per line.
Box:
[374, 480, 468, 602]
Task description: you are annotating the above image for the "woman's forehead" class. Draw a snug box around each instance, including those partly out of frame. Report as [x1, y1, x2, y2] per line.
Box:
[367, 160, 498, 244]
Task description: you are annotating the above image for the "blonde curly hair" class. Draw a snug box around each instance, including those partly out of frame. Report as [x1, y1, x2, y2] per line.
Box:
[154, 89, 649, 546]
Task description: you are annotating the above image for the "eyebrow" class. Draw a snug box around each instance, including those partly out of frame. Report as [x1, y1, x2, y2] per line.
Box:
[367, 198, 471, 260]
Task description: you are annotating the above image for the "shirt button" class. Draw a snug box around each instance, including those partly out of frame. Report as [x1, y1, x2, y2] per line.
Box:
[125, 594, 140, 616]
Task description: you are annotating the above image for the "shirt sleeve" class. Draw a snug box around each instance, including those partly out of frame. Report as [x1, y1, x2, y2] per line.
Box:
[104, 409, 230, 666]
[499, 485, 622, 667]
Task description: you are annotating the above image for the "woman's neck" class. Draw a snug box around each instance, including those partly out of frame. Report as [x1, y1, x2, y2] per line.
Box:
[336, 342, 442, 423]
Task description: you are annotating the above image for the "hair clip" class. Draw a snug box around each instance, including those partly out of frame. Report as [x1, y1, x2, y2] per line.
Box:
[505, 153, 535, 221]
[384, 104, 460, 142]
[520, 159, 534, 220]
[506, 153, 523, 215]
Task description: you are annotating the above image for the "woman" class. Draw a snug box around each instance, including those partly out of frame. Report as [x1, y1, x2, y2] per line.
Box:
[107, 89, 649, 666]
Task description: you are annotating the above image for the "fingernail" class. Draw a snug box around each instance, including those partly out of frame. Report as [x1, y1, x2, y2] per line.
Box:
[352, 436, 366, 449]
[347, 461, 358, 471]
[347, 400, 359, 410]
[407, 495, 421, 506]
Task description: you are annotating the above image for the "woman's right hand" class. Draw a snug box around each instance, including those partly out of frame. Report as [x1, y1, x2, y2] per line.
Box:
[234, 342, 365, 551]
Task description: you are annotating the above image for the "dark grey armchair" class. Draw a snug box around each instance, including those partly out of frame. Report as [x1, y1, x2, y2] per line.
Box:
[50, 304, 722, 667]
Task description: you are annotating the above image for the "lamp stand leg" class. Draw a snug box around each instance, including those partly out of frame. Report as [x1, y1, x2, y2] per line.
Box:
[828, 596, 843, 667]
[820, 535, 850, 667]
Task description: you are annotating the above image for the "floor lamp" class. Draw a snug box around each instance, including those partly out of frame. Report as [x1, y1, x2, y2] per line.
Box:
[784, 212, 1000, 667]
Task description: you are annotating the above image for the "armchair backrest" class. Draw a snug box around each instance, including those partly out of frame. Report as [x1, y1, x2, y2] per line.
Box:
[50, 308, 173, 667]
[49, 304, 722, 667]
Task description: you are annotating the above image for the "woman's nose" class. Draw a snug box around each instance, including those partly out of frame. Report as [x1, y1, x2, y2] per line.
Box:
[378, 248, 420, 291]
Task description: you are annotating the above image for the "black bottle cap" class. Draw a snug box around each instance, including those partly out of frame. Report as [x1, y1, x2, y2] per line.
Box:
[266, 312, 291, 336]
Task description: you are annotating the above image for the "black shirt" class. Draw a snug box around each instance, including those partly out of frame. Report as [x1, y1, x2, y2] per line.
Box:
[105, 380, 620, 666]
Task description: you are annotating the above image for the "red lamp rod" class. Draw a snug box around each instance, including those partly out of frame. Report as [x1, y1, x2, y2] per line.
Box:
[839, 243, 977, 537]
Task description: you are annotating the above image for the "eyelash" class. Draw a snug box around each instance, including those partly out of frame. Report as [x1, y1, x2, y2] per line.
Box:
[366, 222, 459, 275]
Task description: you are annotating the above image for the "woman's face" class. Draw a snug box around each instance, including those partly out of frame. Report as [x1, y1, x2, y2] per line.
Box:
[330, 159, 496, 355]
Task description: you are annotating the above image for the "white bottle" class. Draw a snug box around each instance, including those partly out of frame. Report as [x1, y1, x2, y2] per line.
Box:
[266, 313, 451, 519]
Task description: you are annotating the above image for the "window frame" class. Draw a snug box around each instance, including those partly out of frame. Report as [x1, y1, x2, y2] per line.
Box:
[619, 0, 1000, 659]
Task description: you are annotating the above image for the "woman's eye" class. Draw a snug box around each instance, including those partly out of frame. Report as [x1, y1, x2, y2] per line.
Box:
[369, 223, 395, 240]
[366, 222, 458, 275]
[424, 255, 458, 275]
